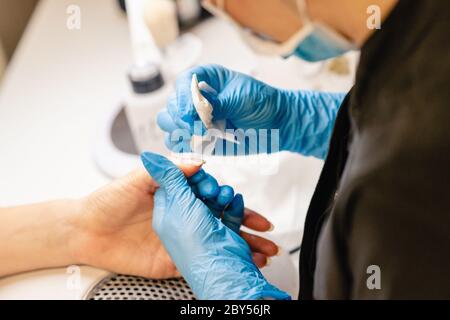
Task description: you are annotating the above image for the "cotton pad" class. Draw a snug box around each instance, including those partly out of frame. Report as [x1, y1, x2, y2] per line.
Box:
[191, 74, 214, 129]
[190, 74, 238, 155]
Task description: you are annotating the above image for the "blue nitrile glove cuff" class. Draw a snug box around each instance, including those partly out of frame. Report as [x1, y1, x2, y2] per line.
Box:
[278, 89, 346, 159]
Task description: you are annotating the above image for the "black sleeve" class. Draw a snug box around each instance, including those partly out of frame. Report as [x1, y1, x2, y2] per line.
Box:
[312, 0, 450, 299]
[327, 125, 449, 299]
[347, 173, 449, 299]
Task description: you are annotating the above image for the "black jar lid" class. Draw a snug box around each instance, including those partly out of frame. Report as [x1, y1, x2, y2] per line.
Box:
[128, 63, 165, 94]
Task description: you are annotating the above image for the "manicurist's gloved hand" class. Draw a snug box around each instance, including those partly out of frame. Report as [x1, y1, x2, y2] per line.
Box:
[158, 64, 346, 159]
[187, 168, 241, 234]
[141, 152, 291, 300]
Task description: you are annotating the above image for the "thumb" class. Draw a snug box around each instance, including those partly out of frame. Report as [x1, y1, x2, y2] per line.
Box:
[141, 152, 209, 227]
[141, 152, 195, 197]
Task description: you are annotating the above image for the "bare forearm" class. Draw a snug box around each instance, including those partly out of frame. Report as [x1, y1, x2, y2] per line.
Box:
[0, 200, 82, 277]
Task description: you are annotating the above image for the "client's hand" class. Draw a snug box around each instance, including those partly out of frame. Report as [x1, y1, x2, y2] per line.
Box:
[72, 165, 278, 279]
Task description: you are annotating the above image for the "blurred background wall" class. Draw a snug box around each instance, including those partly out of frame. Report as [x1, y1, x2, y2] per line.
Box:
[0, 41, 5, 77]
[0, 0, 39, 78]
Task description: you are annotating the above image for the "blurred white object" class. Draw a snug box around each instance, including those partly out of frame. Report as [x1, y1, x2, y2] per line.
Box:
[143, 0, 179, 50]
[129, 0, 199, 75]
[190, 18, 258, 75]
[202, 152, 324, 234]
[0, 267, 109, 300]
[162, 33, 203, 77]
[125, 64, 172, 154]
[175, 0, 202, 27]
[261, 248, 299, 299]
[92, 105, 141, 179]
[126, 0, 162, 66]
[142, 0, 203, 77]
[125, 0, 178, 155]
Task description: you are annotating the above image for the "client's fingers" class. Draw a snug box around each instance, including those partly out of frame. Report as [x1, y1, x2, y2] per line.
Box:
[241, 231, 279, 257]
[252, 253, 269, 269]
[242, 208, 274, 232]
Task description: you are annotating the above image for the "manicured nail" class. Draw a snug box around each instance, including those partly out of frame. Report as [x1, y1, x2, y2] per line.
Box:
[276, 246, 282, 256]
[170, 154, 206, 166]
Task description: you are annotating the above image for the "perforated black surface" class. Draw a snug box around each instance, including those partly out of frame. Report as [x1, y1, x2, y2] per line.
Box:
[86, 275, 196, 300]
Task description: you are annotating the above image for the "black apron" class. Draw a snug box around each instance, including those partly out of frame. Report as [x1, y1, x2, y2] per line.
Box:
[299, 0, 450, 299]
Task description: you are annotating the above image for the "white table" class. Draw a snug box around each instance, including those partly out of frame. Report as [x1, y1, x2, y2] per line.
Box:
[0, 0, 356, 299]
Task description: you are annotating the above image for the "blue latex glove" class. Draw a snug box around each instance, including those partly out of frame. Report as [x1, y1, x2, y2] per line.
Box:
[187, 168, 242, 233]
[158, 64, 346, 159]
[141, 152, 291, 300]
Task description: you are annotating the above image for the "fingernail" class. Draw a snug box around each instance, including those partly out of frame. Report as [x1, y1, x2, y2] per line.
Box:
[266, 257, 272, 266]
[276, 246, 282, 256]
[171, 154, 206, 166]
[268, 223, 275, 232]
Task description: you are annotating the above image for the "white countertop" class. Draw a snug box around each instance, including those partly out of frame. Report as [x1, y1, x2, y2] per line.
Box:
[0, 0, 128, 204]
[0, 0, 356, 299]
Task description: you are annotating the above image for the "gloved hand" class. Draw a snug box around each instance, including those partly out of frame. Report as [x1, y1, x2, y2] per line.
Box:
[181, 160, 280, 268]
[158, 64, 346, 159]
[141, 152, 291, 300]
[187, 168, 242, 233]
